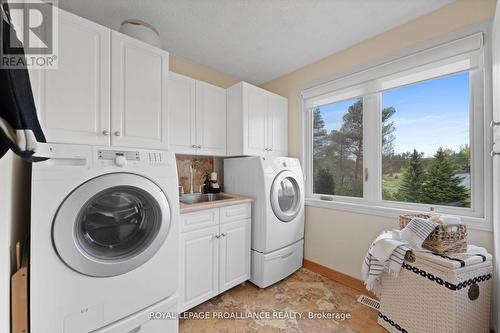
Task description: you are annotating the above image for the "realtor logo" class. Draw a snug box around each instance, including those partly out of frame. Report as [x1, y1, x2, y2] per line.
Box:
[1, 0, 58, 69]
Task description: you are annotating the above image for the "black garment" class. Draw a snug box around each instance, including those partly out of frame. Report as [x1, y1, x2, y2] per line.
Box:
[0, 5, 47, 162]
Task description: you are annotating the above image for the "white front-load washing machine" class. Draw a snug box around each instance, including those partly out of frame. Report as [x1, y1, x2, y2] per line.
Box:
[224, 156, 305, 288]
[30, 144, 179, 333]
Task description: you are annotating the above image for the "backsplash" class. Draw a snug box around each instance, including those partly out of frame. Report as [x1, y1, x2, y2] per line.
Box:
[176, 155, 224, 193]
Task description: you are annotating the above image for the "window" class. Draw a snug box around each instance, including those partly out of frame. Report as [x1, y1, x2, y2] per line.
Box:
[381, 72, 471, 208]
[302, 32, 490, 223]
[313, 97, 363, 198]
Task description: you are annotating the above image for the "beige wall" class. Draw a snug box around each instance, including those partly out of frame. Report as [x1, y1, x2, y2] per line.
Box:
[170, 54, 239, 88]
[261, 0, 496, 279]
[305, 207, 493, 279]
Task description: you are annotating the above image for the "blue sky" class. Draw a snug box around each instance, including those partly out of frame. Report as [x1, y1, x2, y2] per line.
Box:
[318, 72, 470, 157]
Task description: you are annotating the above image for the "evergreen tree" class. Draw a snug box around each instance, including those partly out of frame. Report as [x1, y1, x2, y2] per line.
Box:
[421, 148, 469, 207]
[382, 106, 396, 155]
[315, 166, 335, 195]
[313, 108, 329, 158]
[398, 149, 425, 202]
[342, 99, 363, 181]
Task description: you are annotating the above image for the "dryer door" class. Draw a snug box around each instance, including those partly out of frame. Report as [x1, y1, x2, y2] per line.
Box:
[270, 171, 303, 222]
[53, 173, 171, 277]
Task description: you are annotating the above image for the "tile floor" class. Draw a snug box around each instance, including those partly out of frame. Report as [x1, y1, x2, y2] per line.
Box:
[179, 268, 386, 332]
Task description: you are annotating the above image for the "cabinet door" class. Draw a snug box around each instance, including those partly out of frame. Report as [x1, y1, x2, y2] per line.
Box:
[219, 219, 251, 293]
[179, 226, 219, 312]
[195, 81, 227, 156]
[267, 94, 288, 157]
[245, 86, 268, 155]
[111, 31, 169, 149]
[168, 72, 196, 154]
[29, 9, 110, 145]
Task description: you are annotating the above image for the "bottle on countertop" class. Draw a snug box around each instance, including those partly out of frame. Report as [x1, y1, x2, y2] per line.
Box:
[204, 172, 221, 193]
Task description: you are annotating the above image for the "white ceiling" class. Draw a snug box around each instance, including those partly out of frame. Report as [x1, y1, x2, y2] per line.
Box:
[58, 0, 453, 85]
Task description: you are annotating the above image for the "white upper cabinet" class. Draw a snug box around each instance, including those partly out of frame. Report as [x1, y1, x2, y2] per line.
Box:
[267, 93, 288, 157]
[195, 80, 227, 156]
[246, 86, 268, 155]
[29, 9, 111, 145]
[168, 72, 196, 154]
[167, 72, 227, 156]
[226, 82, 288, 157]
[30, 9, 170, 149]
[111, 31, 169, 149]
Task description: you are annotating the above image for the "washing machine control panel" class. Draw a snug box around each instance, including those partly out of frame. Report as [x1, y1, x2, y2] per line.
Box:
[97, 149, 167, 167]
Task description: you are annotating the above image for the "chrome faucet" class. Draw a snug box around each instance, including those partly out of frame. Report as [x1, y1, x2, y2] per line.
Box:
[189, 165, 194, 194]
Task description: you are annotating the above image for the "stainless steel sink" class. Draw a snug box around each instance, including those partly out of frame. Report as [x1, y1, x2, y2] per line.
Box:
[179, 193, 234, 204]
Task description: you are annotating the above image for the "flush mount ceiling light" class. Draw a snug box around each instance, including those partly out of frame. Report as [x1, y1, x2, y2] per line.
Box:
[119, 19, 161, 48]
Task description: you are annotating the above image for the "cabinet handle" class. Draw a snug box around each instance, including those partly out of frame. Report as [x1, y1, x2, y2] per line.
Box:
[197, 145, 201, 149]
[491, 142, 500, 157]
[192, 145, 196, 148]
[102, 130, 109, 136]
[221, 232, 227, 237]
[114, 131, 121, 137]
[214, 234, 220, 239]
[269, 148, 273, 151]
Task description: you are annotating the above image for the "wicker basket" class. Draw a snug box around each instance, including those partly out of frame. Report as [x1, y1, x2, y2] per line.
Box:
[378, 251, 492, 333]
[399, 214, 467, 254]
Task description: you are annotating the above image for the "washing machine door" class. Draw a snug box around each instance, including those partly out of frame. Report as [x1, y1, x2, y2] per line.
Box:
[270, 170, 303, 222]
[52, 173, 171, 277]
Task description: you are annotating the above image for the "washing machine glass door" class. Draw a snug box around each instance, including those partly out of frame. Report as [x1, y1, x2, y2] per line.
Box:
[53, 173, 171, 277]
[270, 171, 303, 222]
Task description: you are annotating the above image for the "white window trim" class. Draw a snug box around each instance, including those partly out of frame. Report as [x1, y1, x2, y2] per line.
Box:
[300, 26, 493, 231]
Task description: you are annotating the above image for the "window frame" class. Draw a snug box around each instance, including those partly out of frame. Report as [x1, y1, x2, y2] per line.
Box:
[300, 30, 493, 230]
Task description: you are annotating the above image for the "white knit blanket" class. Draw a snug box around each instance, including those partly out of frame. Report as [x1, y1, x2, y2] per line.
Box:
[361, 217, 439, 296]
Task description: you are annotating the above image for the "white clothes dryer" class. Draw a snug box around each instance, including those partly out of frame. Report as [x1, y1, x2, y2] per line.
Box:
[224, 156, 305, 288]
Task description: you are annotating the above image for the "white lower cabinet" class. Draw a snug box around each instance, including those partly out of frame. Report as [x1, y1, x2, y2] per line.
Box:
[219, 220, 251, 293]
[179, 204, 251, 312]
[179, 226, 219, 311]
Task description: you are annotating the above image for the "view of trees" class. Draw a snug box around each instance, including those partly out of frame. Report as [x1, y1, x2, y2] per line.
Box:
[313, 99, 364, 197]
[313, 98, 471, 208]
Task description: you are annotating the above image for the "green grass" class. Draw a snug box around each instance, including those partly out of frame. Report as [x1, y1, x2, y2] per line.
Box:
[382, 172, 403, 188]
[382, 173, 403, 201]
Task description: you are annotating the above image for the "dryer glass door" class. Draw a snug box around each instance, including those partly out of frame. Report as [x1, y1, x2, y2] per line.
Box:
[270, 171, 302, 222]
[53, 173, 171, 277]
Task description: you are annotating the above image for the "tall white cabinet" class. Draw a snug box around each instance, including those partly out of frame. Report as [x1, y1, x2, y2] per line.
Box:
[226, 82, 288, 157]
[29, 9, 169, 149]
[167, 72, 226, 156]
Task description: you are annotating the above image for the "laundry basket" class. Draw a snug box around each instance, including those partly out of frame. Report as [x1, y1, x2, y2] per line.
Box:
[399, 214, 467, 254]
[378, 251, 492, 333]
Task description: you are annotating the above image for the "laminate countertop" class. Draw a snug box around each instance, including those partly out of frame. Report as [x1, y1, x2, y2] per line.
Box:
[179, 192, 254, 214]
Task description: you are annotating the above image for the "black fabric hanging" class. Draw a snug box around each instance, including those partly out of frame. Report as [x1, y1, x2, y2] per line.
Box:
[0, 3, 47, 162]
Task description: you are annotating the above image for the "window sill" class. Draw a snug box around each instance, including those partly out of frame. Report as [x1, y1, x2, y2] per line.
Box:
[305, 198, 492, 232]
